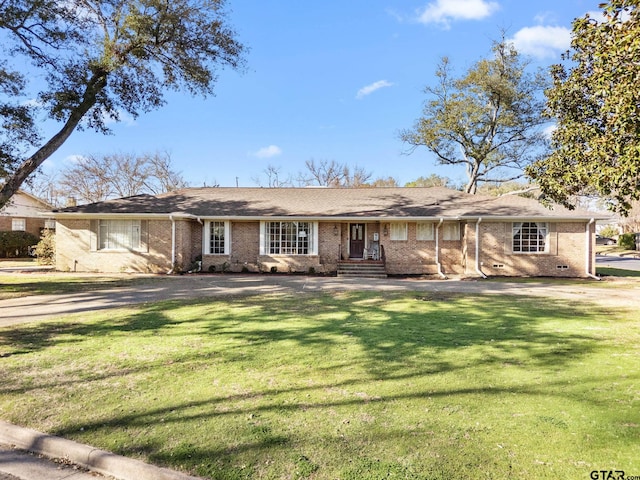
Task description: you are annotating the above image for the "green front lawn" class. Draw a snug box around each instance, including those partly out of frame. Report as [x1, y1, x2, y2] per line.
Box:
[0, 292, 638, 479]
[0, 273, 161, 300]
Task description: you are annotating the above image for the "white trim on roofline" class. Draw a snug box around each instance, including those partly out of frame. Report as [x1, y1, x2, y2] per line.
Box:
[48, 213, 610, 222]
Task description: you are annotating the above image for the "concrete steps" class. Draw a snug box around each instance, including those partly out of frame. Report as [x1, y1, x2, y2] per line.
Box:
[337, 261, 387, 278]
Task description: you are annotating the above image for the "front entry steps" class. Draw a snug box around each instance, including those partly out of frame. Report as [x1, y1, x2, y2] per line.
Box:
[337, 260, 387, 278]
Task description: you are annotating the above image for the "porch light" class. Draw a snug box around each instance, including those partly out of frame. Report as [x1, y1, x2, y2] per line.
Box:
[333, 224, 339, 236]
[383, 224, 388, 236]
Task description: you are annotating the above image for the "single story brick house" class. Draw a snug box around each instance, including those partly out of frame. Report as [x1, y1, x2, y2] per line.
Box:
[50, 187, 607, 277]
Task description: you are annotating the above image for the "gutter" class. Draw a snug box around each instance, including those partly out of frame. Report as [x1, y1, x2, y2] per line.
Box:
[585, 218, 600, 280]
[475, 218, 488, 278]
[435, 218, 447, 279]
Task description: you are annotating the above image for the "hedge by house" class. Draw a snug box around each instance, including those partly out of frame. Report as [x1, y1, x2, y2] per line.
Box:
[0, 231, 40, 258]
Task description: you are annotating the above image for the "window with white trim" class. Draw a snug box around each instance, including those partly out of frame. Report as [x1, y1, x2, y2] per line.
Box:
[98, 220, 140, 250]
[390, 222, 408, 241]
[261, 221, 317, 255]
[416, 222, 435, 241]
[206, 221, 227, 255]
[11, 218, 26, 231]
[442, 222, 460, 240]
[512, 222, 548, 253]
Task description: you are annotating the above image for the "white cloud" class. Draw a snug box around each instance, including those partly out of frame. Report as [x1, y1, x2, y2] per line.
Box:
[252, 145, 282, 159]
[356, 80, 394, 99]
[417, 0, 499, 28]
[509, 25, 571, 59]
[101, 109, 137, 127]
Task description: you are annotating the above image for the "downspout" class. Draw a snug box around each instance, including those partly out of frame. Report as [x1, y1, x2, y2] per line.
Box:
[475, 218, 488, 279]
[167, 215, 176, 274]
[194, 217, 204, 273]
[435, 218, 447, 279]
[586, 218, 600, 280]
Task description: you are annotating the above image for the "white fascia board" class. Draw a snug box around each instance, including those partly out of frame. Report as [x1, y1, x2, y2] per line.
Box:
[50, 212, 194, 220]
[460, 215, 611, 222]
[196, 216, 462, 222]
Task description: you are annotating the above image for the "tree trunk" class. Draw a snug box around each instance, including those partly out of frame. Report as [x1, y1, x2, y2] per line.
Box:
[0, 71, 107, 209]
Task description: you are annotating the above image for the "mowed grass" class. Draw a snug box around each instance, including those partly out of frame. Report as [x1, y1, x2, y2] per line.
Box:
[0, 273, 161, 300]
[0, 292, 638, 479]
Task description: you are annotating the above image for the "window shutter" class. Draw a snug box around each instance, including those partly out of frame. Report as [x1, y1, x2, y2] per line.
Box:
[89, 220, 98, 251]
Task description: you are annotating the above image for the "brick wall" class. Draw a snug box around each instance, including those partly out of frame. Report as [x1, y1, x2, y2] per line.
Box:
[55, 217, 595, 277]
[0, 216, 46, 238]
[470, 221, 593, 277]
[379, 222, 463, 275]
[56, 218, 173, 273]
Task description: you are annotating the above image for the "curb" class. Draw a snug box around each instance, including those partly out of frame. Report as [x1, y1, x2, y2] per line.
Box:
[0, 420, 202, 480]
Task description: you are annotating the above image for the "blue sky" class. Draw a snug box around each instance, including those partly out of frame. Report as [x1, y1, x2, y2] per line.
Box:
[41, 0, 602, 188]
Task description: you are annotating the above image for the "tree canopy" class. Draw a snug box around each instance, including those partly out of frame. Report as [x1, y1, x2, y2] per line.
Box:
[0, 0, 245, 208]
[400, 38, 549, 194]
[526, 0, 640, 215]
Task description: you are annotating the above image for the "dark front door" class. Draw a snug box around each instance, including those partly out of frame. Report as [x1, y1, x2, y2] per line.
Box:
[350, 223, 365, 258]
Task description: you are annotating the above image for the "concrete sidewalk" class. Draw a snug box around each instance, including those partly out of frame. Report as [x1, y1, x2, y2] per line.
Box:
[0, 421, 200, 480]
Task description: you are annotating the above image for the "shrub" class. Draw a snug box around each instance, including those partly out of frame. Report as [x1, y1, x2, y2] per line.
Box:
[598, 225, 618, 239]
[618, 233, 637, 250]
[0, 231, 40, 258]
[34, 229, 55, 265]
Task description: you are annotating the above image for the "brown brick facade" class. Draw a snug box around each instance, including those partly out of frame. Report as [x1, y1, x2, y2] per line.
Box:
[56, 219, 173, 273]
[467, 221, 595, 277]
[0, 216, 46, 238]
[54, 217, 596, 277]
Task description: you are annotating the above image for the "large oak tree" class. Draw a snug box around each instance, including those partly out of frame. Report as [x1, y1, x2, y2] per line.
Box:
[0, 0, 244, 208]
[526, 0, 640, 215]
[400, 38, 549, 194]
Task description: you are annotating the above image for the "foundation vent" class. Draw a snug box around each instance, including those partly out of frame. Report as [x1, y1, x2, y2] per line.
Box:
[492, 264, 505, 269]
[556, 265, 569, 270]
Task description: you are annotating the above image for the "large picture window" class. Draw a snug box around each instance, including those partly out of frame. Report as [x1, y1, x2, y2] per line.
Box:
[512, 222, 548, 253]
[99, 220, 141, 250]
[262, 221, 316, 255]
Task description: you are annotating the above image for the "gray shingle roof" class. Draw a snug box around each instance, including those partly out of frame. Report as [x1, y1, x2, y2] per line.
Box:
[53, 187, 606, 220]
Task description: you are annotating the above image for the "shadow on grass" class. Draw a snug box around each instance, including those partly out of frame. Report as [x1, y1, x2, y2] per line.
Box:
[0, 275, 160, 299]
[0, 291, 630, 478]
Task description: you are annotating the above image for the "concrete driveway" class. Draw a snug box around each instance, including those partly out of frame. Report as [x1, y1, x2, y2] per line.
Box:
[1, 273, 639, 327]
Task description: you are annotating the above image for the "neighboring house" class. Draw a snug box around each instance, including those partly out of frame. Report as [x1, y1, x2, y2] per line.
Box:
[51, 187, 607, 277]
[0, 190, 55, 237]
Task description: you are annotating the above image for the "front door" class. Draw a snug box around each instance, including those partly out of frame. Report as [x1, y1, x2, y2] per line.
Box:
[350, 223, 365, 258]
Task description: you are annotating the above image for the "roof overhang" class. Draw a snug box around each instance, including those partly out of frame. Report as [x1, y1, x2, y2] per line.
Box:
[48, 212, 611, 222]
